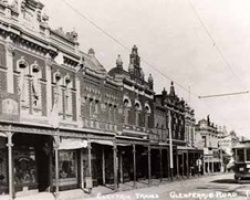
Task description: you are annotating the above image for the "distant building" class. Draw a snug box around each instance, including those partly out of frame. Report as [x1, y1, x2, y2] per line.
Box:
[219, 130, 239, 171]
[195, 116, 220, 173]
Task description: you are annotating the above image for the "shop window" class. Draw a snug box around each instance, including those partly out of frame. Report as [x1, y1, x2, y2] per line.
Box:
[247, 150, 250, 161]
[59, 150, 77, 179]
[13, 148, 37, 187]
[237, 149, 244, 162]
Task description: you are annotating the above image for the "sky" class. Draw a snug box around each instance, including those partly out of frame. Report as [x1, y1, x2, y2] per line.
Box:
[40, 0, 250, 138]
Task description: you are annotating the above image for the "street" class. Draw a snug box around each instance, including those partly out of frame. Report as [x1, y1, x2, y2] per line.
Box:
[85, 173, 250, 200]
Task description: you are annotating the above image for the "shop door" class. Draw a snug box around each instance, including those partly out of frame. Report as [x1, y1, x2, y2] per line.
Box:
[36, 144, 51, 192]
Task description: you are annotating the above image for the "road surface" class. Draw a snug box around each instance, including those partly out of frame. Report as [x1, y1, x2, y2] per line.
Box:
[85, 173, 250, 200]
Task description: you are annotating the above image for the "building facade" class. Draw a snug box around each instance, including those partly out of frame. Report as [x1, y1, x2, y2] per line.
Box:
[0, 0, 204, 199]
[154, 84, 203, 179]
[196, 117, 220, 173]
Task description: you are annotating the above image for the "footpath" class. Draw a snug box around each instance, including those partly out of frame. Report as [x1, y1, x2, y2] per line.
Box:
[1, 173, 229, 200]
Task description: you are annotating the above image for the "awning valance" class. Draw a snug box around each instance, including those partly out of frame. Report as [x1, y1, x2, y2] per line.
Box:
[91, 140, 114, 146]
[59, 138, 88, 150]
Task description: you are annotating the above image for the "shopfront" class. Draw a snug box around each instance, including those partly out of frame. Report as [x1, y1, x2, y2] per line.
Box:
[54, 137, 87, 191]
[0, 135, 8, 194]
[12, 133, 53, 195]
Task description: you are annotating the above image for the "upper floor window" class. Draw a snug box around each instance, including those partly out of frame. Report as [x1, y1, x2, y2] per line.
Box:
[108, 104, 113, 124]
[64, 75, 73, 115]
[31, 63, 42, 109]
[135, 101, 142, 127]
[18, 61, 29, 106]
[145, 104, 151, 128]
[123, 99, 130, 125]
[54, 72, 63, 115]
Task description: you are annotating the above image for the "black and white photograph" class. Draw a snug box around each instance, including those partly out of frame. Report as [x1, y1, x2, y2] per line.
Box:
[0, 0, 250, 199]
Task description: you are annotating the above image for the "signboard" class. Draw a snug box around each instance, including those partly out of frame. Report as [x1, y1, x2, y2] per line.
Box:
[85, 177, 93, 189]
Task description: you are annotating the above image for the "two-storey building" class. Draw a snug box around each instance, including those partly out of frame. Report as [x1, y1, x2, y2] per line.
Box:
[154, 83, 203, 179]
[109, 45, 155, 186]
[196, 116, 220, 173]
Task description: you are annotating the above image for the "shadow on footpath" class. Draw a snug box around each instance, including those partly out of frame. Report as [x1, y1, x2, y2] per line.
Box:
[211, 179, 238, 184]
[211, 179, 250, 185]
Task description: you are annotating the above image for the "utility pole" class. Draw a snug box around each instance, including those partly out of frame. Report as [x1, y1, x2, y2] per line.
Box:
[168, 109, 174, 181]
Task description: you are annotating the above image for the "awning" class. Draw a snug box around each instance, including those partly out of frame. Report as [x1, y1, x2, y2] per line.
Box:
[0, 132, 7, 138]
[117, 143, 132, 146]
[91, 140, 114, 146]
[59, 138, 88, 150]
[177, 146, 196, 150]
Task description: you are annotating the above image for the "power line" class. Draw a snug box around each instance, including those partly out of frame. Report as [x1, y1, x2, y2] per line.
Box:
[59, 0, 248, 131]
[187, 0, 247, 90]
[199, 91, 249, 99]
[61, 0, 198, 97]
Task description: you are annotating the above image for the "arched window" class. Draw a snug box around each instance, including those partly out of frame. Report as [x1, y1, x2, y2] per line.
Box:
[123, 99, 131, 125]
[54, 72, 63, 114]
[135, 102, 141, 127]
[145, 104, 151, 128]
[64, 75, 72, 115]
[156, 123, 159, 140]
[17, 58, 29, 106]
[31, 62, 42, 108]
[161, 125, 164, 141]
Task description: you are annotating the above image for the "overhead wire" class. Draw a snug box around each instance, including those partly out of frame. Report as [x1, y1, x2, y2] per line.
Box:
[187, 0, 250, 131]
[187, 0, 248, 90]
[61, 0, 199, 97]
[59, 0, 249, 133]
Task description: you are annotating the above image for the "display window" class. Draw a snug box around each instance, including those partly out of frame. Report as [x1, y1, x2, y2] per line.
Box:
[59, 150, 77, 179]
[13, 148, 37, 187]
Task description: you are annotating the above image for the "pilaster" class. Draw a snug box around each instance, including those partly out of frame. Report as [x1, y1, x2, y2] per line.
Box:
[5, 36, 14, 94]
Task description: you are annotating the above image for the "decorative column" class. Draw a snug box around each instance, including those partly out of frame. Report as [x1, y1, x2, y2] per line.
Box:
[176, 154, 179, 179]
[182, 154, 185, 178]
[168, 110, 173, 181]
[212, 159, 214, 173]
[147, 145, 151, 186]
[167, 149, 170, 180]
[80, 150, 84, 189]
[6, 130, 13, 200]
[113, 140, 118, 191]
[102, 146, 106, 185]
[75, 75, 82, 127]
[159, 148, 163, 182]
[119, 151, 123, 184]
[203, 156, 206, 175]
[6, 36, 14, 94]
[207, 156, 210, 174]
[45, 54, 52, 117]
[53, 135, 60, 199]
[133, 144, 136, 188]
[186, 152, 189, 178]
[87, 140, 93, 192]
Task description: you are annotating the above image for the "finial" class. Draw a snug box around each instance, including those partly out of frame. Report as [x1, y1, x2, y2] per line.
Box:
[88, 48, 95, 56]
[148, 73, 154, 83]
[116, 54, 123, 68]
[132, 45, 138, 54]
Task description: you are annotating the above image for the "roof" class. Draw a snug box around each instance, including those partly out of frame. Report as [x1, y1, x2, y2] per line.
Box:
[81, 51, 107, 73]
[233, 141, 250, 149]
